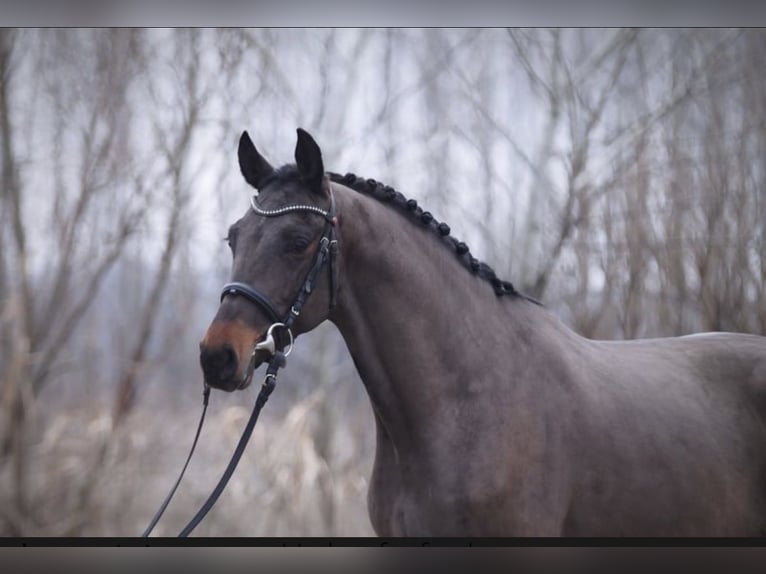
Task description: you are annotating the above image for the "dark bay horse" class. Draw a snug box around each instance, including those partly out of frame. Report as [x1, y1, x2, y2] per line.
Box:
[200, 128, 766, 536]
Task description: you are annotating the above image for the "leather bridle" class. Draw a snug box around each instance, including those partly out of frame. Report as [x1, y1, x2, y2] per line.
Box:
[142, 185, 338, 537]
[220, 187, 338, 386]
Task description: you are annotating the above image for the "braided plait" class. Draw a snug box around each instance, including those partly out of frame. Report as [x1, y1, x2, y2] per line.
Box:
[328, 172, 522, 299]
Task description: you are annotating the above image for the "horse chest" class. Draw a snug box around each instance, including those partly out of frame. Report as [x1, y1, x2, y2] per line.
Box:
[365, 438, 555, 536]
[367, 466, 468, 537]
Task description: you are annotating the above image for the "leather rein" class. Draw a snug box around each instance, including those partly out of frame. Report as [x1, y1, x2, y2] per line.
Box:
[142, 188, 338, 537]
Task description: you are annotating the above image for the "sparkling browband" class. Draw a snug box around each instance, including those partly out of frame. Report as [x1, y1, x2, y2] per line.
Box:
[250, 196, 332, 219]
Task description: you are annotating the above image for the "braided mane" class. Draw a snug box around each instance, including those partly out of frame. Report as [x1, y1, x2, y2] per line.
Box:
[328, 171, 540, 305]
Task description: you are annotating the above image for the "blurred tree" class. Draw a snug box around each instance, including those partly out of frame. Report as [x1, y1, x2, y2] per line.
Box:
[0, 29, 148, 534]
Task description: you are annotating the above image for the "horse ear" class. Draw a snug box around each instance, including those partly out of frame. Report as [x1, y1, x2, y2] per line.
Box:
[238, 131, 274, 190]
[294, 128, 324, 193]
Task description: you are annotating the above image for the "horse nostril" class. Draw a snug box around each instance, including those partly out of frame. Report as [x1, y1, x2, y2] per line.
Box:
[200, 343, 239, 385]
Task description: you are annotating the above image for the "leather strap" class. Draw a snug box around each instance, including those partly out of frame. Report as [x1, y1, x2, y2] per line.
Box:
[145, 188, 338, 538]
[220, 281, 282, 324]
[141, 384, 210, 537]
[177, 352, 284, 537]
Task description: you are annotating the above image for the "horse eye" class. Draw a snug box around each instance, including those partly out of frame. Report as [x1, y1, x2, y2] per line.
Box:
[287, 236, 310, 254]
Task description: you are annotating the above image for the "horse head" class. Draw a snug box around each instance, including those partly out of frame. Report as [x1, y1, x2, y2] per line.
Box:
[199, 129, 338, 391]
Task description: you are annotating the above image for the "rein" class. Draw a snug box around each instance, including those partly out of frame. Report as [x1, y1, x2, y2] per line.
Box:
[142, 188, 338, 537]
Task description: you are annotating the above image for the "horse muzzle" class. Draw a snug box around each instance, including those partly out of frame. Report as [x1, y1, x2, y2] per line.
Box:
[199, 322, 292, 392]
[199, 319, 262, 392]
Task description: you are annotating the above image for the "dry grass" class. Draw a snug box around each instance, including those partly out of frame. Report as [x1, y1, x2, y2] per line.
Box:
[0, 374, 376, 537]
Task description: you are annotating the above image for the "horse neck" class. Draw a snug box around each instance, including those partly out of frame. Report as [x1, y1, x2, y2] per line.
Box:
[328, 183, 544, 444]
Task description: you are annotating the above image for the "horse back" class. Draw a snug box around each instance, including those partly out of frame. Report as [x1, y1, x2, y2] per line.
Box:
[560, 331, 766, 535]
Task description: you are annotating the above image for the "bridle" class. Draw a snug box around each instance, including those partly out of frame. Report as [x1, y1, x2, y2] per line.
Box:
[142, 184, 338, 537]
[220, 187, 338, 386]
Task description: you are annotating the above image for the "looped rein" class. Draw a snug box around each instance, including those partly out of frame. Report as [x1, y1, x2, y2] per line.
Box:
[142, 189, 337, 537]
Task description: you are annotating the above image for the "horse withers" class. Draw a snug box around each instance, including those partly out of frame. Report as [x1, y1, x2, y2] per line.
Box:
[200, 128, 766, 536]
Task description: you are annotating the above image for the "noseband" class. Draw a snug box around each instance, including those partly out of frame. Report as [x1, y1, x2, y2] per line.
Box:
[221, 187, 338, 371]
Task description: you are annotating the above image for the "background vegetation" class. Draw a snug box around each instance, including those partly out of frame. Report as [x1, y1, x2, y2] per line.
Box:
[1, 28, 764, 536]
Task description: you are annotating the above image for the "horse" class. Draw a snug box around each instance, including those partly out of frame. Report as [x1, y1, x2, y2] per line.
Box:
[199, 128, 766, 536]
